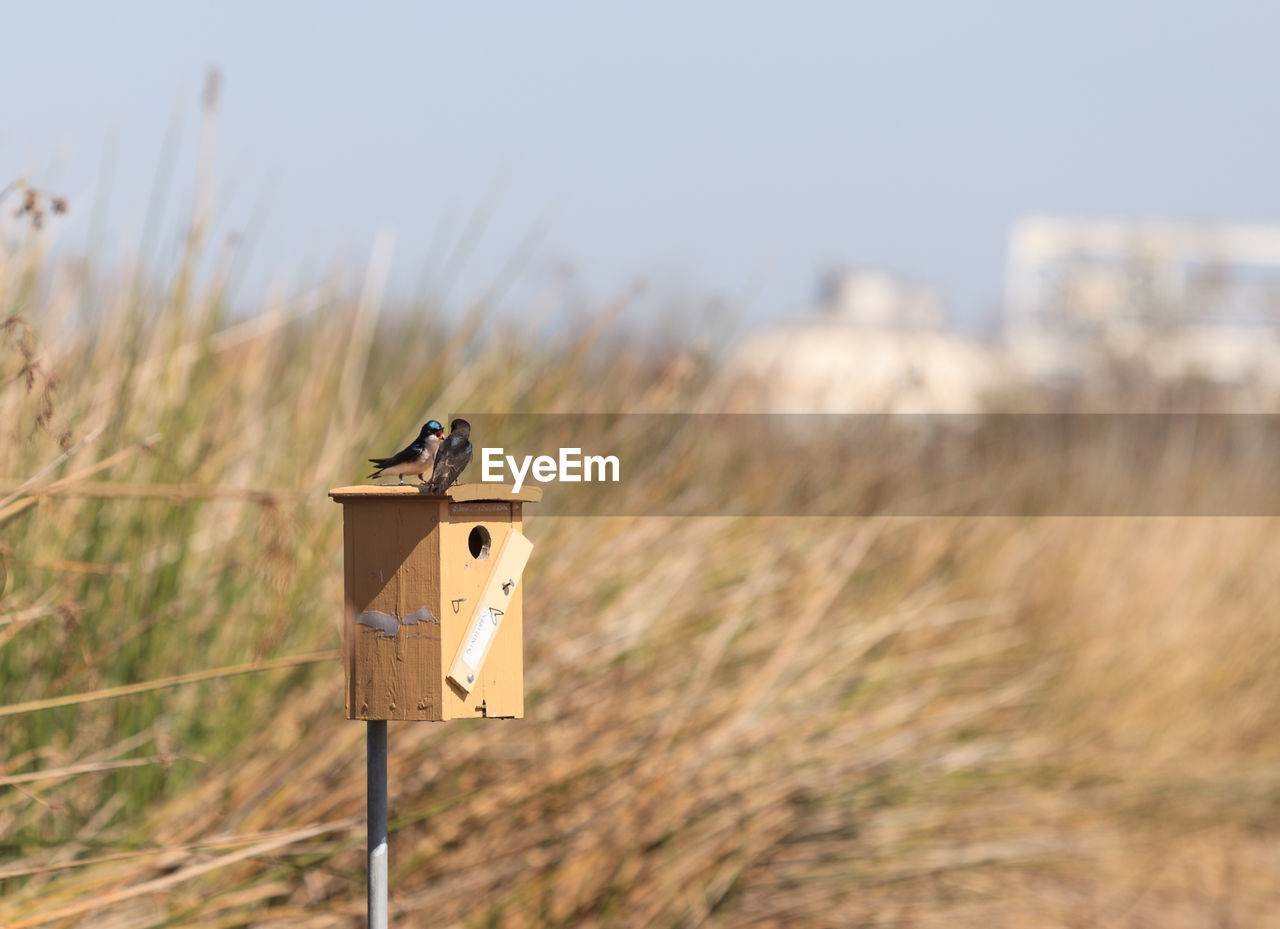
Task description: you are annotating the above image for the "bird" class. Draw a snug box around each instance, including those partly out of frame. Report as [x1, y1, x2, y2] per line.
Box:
[367, 420, 445, 484]
[425, 418, 472, 494]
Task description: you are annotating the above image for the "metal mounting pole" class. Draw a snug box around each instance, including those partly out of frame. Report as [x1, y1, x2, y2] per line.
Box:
[367, 720, 388, 929]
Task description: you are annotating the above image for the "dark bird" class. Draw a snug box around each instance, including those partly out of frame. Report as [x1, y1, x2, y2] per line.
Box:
[425, 418, 472, 494]
[367, 420, 445, 484]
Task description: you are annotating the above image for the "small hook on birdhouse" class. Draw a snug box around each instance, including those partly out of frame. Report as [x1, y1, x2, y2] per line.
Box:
[451, 597, 467, 613]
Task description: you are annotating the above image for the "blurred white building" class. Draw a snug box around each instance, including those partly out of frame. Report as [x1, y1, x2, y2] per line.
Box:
[720, 270, 1006, 414]
[1005, 216, 1280, 388]
[816, 268, 946, 329]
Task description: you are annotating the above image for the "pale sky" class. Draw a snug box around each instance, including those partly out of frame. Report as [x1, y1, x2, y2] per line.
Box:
[5, 1, 1280, 329]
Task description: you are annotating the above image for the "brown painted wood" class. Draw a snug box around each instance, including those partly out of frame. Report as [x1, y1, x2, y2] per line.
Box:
[331, 484, 533, 721]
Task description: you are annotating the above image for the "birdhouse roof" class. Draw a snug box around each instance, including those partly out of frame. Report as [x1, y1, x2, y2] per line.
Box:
[328, 483, 542, 503]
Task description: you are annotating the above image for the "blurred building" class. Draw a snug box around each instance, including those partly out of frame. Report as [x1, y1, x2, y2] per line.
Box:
[720, 270, 1006, 413]
[816, 268, 946, 329]
[1005, 216, 1280, 388]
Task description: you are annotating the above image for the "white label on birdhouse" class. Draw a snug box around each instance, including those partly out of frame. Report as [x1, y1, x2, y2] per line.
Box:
[447, 529, 534, 695]
[460, 608, 500, 670]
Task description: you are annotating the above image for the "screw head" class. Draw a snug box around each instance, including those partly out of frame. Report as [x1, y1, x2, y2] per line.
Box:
[466, 672, 475, 683]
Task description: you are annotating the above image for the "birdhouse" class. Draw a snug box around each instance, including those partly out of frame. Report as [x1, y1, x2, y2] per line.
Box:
[328, 483, 540, 721]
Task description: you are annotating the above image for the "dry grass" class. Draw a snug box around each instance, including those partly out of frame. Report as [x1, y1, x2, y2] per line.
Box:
[2, 177, 1280, 928]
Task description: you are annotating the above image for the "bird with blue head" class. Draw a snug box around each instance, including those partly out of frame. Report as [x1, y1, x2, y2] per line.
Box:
[366, 419, 445, 484]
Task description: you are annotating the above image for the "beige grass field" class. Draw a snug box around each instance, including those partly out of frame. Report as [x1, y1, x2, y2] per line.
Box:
[3, 173, 1280, 928]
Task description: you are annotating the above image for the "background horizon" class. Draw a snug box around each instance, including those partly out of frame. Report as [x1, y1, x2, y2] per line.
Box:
[6, 1, 1280, 331]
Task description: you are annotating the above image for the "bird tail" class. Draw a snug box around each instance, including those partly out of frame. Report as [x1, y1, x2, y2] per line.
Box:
[368, 457, 388, 467]
[367, 468, 383, 480]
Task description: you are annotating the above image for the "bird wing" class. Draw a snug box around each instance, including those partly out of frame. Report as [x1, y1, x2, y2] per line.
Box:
[371, 439, 423, 470]
[427, 440, 472, 493]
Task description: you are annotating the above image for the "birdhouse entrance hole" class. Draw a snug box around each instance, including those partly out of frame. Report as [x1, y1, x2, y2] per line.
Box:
[469, 525, 492, 560]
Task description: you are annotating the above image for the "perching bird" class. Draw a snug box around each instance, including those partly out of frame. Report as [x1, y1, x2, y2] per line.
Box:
[425, 418, 472, 494]
[367, 420, 445, 484]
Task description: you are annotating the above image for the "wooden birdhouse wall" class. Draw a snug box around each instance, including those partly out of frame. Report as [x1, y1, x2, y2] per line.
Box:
[330, 485, 538, 722]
